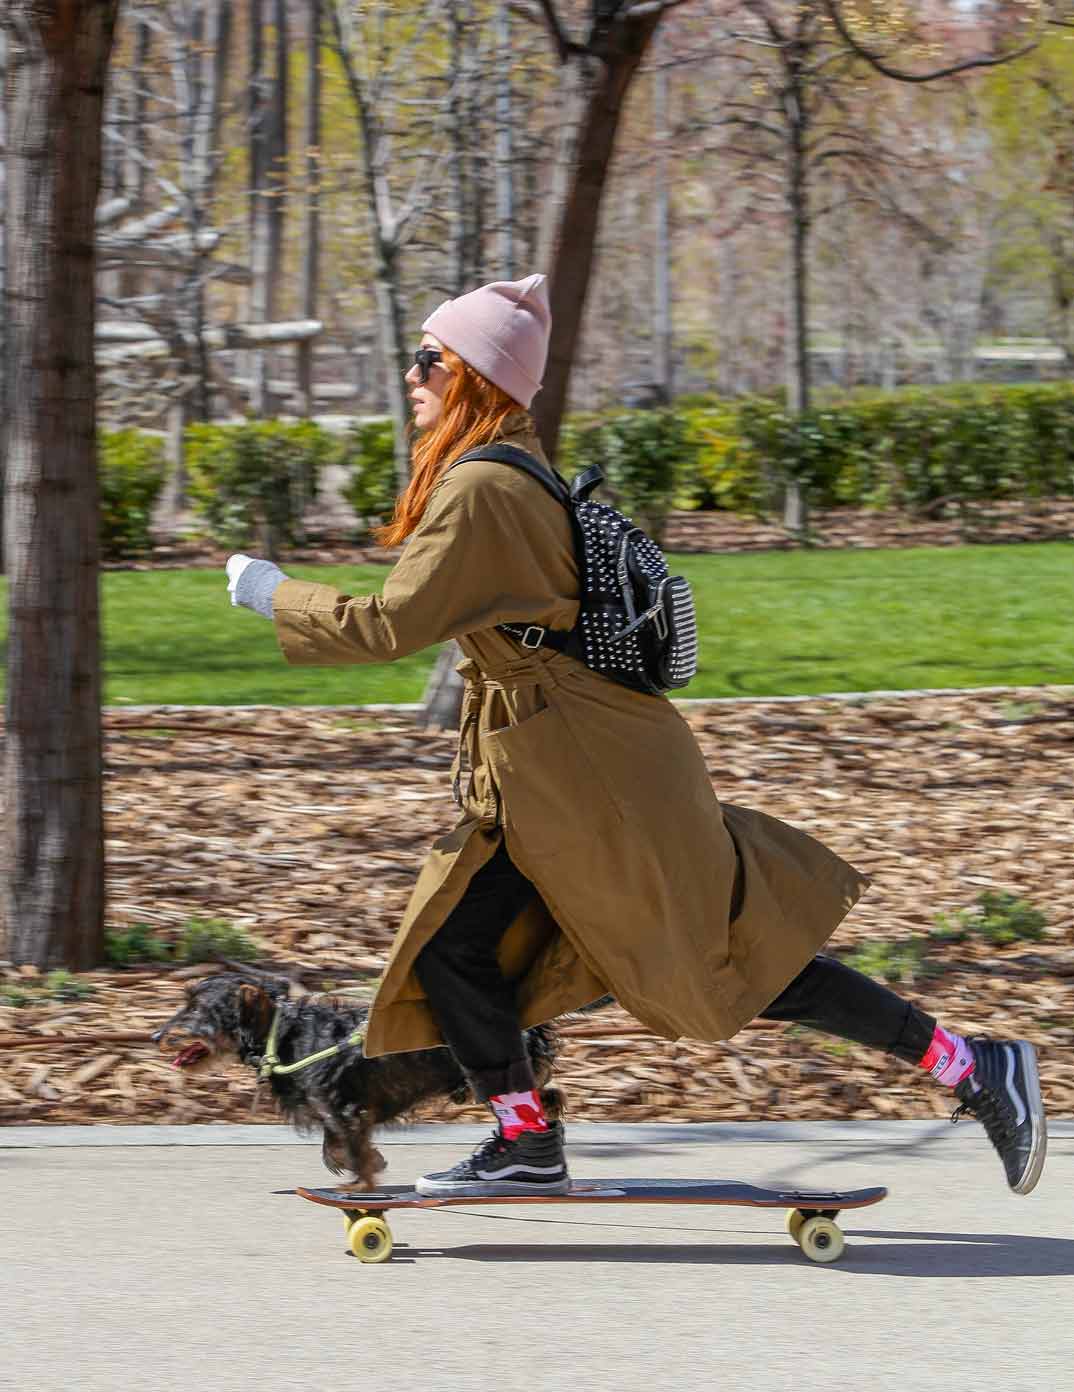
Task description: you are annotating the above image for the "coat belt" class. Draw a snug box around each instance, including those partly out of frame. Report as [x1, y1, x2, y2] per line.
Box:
[455, 649, 573, 690]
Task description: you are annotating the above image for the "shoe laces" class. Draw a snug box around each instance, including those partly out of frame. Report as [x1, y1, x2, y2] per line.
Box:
[440, 1129, 506, 1180]
[951, 1085, 1016, 1144]
[473, 1129, 509, 1162]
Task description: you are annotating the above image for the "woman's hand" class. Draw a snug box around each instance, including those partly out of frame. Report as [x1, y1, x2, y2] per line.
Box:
[226, 553, 257, 605]
[226, 554, 290, 619]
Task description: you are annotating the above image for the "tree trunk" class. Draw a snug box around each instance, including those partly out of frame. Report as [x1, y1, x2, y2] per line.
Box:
[250, 0, 288, 417]
[494, 3, 514, 279]
[652, 45, 672, 402]
[3, 0, 118, 969]
[372, 248, 412, 493]
[327, 0, 411, 490]
[115, 18, 151, 302]
[420, 642, 466, 730]
[783, 59, 810, 539]
[248, 0, 271, 413]
[129, 19, 150, 209]
[266, 0, 288, 313]
[296, 0, 322, 420]
[534, 9, 661, 462]
[0, 25, 9, 573]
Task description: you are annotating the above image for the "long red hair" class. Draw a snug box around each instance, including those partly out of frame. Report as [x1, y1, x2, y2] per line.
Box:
[375, 347, 527, 547]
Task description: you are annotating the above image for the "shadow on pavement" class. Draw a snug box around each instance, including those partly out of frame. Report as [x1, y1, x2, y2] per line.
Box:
[377, 1229, 1074, 1277]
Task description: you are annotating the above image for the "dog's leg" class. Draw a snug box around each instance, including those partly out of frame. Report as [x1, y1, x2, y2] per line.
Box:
[347, 1112, 386, 1191]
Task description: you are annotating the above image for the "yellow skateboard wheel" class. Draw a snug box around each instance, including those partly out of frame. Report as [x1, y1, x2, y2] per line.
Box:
[348, 1215, 393, 1263]
[785, 1209, 806, 1243]
[796, 1215, 845, 1263]
[342, 1208, 367, 1237]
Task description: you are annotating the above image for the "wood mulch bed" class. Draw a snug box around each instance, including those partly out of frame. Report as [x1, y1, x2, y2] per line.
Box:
[107, 496, 1074, 571]
[3, 688, 1071, 1129]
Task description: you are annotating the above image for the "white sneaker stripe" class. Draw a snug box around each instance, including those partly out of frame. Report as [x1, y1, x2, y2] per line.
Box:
[1004, 1044, 1027, 1127]
[475, 1161, 566, 1179]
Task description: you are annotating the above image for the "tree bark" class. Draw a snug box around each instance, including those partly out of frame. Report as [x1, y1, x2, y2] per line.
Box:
[3, 0, 119, 969]
[0, 25, 9, 573]
[534, 9, 662, 461]
[250, 0, 288, 417]
[420, 641, 466, 730]
[494, 3, 514, 279]
[783, 53, 810, 538]
[652, 43, 672, 402]
[327, 0, 412, 492]
[296, 0, 322, 419]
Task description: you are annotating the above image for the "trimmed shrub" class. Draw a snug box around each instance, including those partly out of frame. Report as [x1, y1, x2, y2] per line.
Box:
[677, 404, 755, 512]
[185, 420, 332, 556]
[565, 382, 1074, 519]
[566, 409, 689, 542]
[99, 429, 168, 559]
[337, 418, 398, 534]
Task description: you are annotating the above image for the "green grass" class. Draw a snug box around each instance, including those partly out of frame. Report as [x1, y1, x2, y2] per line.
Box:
[0, 542, 1071, 704]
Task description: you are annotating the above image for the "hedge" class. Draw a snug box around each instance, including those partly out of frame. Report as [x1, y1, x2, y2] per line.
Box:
[185, 419, 334, 556]
[96, 382, 1074, 559]
[672, 383, 1074, 516]
[99, 429, 168, 559]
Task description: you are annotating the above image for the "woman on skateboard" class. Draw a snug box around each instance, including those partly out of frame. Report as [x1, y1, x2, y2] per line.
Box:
[227, 274, 1046, 1198]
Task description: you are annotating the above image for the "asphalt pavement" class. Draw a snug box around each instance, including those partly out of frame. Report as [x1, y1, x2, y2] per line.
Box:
[4, 1119, 1072, 1392]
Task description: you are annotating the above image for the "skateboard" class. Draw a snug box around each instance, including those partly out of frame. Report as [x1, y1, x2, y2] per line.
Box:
[294, 1177, 887, 1265]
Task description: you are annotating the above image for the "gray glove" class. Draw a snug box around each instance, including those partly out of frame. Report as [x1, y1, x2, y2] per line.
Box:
[227, 554, 290, 620]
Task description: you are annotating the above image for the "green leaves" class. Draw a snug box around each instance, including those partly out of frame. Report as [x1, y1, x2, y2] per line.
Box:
[564, 408, 690, 543]
[98, 429, 168, 560]
[103, 917, 261, 966]
[185, 420, 334, 557]
[337, 418, 399, 532]
[840, 890, 1048, 989]
[934, 891, 1048, 948]
[582, 382, 1074, 518]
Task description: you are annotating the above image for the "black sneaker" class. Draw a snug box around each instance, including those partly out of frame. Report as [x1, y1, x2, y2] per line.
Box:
[416, 1122, 570, 1197]
[951, 1039, 1046, 1195]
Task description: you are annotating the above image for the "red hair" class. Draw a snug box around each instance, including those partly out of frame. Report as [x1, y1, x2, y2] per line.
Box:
[375, 347, 526, 547]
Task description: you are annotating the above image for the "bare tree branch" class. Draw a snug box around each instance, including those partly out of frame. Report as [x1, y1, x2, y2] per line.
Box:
[535, 0, 581, 61]
[822, 0, 1049, 84]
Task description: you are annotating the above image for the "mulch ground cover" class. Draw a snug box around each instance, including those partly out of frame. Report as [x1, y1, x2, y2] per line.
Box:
[3, 688, 1072, 1130]
[108, 496, 1074, 571]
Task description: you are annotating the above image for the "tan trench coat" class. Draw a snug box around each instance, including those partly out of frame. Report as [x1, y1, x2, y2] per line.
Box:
[272, 417, 869, 1058]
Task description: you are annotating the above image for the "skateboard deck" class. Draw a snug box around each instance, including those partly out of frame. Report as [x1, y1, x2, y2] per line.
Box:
[294, 1178, 887, 1265]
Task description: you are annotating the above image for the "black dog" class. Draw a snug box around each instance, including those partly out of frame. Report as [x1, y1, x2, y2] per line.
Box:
[152, 969, 561, 1188]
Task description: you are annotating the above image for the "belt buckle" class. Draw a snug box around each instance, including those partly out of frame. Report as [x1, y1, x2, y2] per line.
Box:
[520, 625, 545, 649]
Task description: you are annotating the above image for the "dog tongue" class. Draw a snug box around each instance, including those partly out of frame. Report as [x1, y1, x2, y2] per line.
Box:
[172, 1041, 210, 1069]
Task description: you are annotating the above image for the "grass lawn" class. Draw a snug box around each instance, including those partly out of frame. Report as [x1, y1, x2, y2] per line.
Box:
[0, 542, 1070, 704]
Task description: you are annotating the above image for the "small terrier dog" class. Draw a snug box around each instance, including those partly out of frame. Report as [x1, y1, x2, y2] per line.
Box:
[152, 969, 561, 1188]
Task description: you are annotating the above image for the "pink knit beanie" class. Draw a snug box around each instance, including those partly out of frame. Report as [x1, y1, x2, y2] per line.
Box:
[422, 273, 551, 409]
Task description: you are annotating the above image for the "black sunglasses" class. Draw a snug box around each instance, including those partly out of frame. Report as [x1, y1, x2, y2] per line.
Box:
[413, 347, 444, 384]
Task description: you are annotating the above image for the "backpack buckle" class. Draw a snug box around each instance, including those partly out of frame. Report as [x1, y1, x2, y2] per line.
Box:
[520, 625, 546, 649]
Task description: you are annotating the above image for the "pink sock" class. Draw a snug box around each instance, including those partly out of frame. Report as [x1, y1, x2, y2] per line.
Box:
[919, 1026, 976, 1087]
[490, 1089, 549, 1141]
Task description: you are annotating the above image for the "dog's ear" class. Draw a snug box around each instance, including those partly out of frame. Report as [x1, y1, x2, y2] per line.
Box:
[236, 983, 275, 1047]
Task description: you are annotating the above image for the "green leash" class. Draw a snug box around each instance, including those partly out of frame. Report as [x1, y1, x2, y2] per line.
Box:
[257, 1002, 366, 1083]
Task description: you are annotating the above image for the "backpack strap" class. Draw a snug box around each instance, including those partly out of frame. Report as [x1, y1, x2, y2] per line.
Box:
[452, 444, 572, 506]
[570, 464, 604, 502]
[451, 444, 577, 657]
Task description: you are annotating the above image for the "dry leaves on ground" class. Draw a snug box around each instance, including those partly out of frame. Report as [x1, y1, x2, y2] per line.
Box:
[2, 688, 1071, 1131]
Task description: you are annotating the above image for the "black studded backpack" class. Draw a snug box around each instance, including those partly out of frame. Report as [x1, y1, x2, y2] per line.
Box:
[453, 444, 698, 696]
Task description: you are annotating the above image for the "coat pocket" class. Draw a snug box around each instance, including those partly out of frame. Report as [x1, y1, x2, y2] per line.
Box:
[484, 701, 624, 864]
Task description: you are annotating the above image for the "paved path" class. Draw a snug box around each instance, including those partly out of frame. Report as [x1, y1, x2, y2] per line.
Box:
[4, 1120, 1072, 1392]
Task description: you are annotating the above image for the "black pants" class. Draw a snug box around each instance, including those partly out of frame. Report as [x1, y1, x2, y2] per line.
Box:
[414, 843, 937, 1102]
